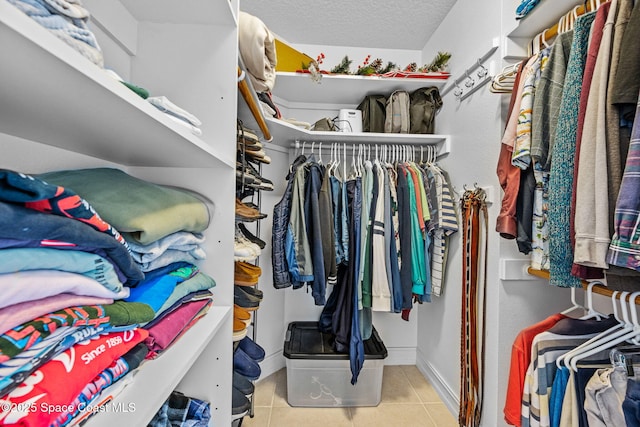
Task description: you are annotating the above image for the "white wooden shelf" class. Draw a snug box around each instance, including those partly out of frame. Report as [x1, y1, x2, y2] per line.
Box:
[0, 2, 233, 169]
[273, 71, 449, 106]
[267, 117, 451, 155]
[84, 306, 231, 427]
[507, 0, 583, 38]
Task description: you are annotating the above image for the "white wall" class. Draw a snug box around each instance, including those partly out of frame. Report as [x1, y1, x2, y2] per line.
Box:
[247, 145, 291, 377]
[416, 0, 504, 419]
[416, 0, 572, 425]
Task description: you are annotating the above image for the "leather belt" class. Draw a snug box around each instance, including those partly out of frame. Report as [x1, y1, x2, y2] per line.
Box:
[459, 187, 488, 427]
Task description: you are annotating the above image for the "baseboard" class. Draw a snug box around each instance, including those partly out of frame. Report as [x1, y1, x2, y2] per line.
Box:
[257, 346, 416, 379]
[384, 347, 417, 365]
[416, 348, 459, 417]
[257, 350, 286, 381]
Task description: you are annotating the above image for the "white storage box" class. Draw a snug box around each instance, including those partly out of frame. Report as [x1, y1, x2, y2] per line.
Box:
[283, 321, 387, 407]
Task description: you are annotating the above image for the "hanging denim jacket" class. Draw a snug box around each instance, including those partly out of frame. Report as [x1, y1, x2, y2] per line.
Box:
[272, 155, 307, 289]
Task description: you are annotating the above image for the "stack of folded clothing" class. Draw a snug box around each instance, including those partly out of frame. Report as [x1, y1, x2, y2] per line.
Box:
[0, 167, 217, 426]
[7, 0, 103, 67]
[515, 0, 541, 19]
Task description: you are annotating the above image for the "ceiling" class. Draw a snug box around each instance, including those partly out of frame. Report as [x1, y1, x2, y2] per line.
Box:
[240, 0, 459, 51]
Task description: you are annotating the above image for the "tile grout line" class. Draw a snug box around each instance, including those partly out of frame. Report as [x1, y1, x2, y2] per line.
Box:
[398, 366, 424, 403]
[399, 366, 440, 427]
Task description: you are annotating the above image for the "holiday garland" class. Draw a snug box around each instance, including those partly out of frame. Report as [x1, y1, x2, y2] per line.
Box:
[303, 51, 451, 76]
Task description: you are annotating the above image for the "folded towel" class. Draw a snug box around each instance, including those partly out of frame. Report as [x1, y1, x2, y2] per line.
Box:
[148, 96, 202, 127]
[165, 113, 203, 136]
[516, 0, 541, 19]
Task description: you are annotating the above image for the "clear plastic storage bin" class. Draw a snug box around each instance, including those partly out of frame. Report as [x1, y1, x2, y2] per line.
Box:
[283, 321, 387, 407]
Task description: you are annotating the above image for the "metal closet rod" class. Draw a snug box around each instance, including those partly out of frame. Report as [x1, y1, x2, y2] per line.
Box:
[290, 141, 440, 149]
[440, 45, 498, 97]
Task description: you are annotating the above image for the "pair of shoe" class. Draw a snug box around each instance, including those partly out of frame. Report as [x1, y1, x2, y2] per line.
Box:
[236, 157, 274, 191]
[233, 343, 263, 380]
[235, 261, 261, 286]
[233, 304, 252, 342]
[237, 223, 266, 250]
[237, 125, 262, 150]
[232, 372, 254, 419]
[232, 386, 250, 420]
[234, 225, 262, 262]
[236, 336, 265, 362]
[234, 285, 262, 311]
[235, 198, 267, 222]
[243, 146, 271, 165]
[232, 337, 265, 419]
[233, 317, 247, 342]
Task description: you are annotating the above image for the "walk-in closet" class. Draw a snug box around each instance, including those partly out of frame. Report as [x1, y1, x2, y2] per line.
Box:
[1, 0, 639, 426]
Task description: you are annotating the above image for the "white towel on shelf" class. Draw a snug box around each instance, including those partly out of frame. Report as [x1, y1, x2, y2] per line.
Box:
[148, 96, 202, 127]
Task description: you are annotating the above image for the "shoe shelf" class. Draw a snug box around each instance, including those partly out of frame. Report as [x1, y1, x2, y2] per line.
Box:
[85, 306, 232, 427]
[0, 1, 235, 169]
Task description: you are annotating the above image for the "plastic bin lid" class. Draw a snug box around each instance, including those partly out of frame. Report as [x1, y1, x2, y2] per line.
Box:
[283, 321, 388, 360]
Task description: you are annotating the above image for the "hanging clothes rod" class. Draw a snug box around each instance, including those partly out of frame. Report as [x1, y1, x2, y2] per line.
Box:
[440, 45, 498, 97]
[288, 138, 452, 157]
[533, 0, 609, 52]
[527, 267, 630, 300]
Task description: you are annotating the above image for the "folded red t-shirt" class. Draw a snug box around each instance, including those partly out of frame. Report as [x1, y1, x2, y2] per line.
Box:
[0, 328, 148, 426]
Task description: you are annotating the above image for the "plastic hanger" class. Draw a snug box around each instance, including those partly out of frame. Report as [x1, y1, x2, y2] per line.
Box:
[350, 144, 357, 178]
[561, 287, 584, 316]
[557, 291, 629, 368]
[343, 143, 347, 180]
[580, 282, 605, 320]
[569, 292, 640, 372]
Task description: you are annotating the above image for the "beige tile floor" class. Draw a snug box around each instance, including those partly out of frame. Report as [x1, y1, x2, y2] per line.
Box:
[240, 365, 458, 427]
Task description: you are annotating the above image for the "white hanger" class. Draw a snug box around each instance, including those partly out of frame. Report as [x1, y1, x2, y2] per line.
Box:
[350, 144, 357, 178]
[318, 142, 323, 165]
[557, 291, 630, 369]
[301, 141, 306, 156]
[569, 292, 640, 372]
[561, 287, 584, 316]
[580, 282, 605, 320]
[343, 143, 347, 180]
